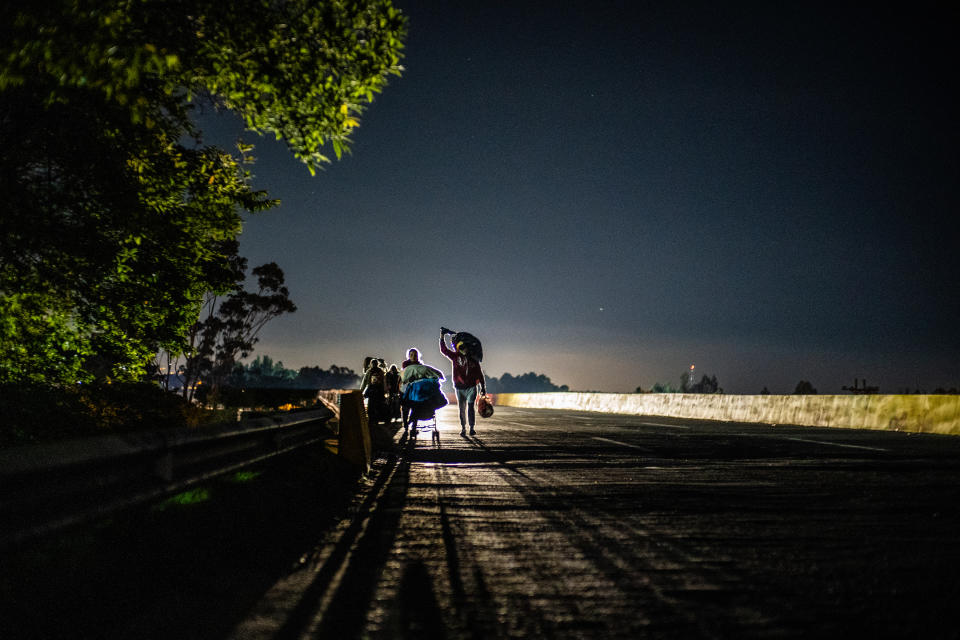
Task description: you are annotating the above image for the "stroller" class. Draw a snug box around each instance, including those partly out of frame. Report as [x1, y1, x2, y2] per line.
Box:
[402, 377, 448, 444]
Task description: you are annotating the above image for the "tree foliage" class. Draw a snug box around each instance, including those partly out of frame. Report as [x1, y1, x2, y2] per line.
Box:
[1, 0, 406, 169]
[0, 0, 406, 384]
[793, 380, 818, 395]
[485, 372, 569, 394]
[650, 381, 678, 393]
[681, 370, 721, 393]
[0, 380, 212, 448]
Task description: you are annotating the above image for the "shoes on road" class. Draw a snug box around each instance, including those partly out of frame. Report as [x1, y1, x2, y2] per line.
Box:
[469, 428, 476, 436]
[460, 428, 466, 436]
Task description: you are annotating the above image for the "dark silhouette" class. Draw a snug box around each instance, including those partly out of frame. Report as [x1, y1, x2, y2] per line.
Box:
[485, 372, 568, 393]
[794, 380, 818, 395]
[385, 365, 402, 423]
[224, 359, 360, 389]
[681, 369, 722, 394]
[650, 382, 678, 393]
[178, 262, 296, 403]
[360, 359, 388, 425]
[294, 364, 362, 389]
[842, 378, 879, 394]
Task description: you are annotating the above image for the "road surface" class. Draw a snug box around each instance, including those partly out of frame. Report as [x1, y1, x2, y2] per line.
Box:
[229, 405, 960, 639]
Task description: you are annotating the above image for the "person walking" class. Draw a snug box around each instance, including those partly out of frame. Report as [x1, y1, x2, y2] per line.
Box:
[360, 358, 387, 425]
[385, 363, 402, 424]
[400, 348, 444, 431]
[439, 328, 486, 436]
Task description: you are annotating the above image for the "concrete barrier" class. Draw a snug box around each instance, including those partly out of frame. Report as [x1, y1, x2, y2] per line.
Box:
[492, 392, 960, 435]
[336, 390, 371, 472]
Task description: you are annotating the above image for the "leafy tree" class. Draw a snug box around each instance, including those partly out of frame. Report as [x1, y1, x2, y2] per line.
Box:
[680, 370, 721, 393]
[0, 89, 272, 383]
[699, 374, 721, 394]
[1, 0, 406, 170]
[0, 0, 406, 384]
[793, 380, 818, 395]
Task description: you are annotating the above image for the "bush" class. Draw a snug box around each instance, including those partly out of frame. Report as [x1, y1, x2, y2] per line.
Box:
[203, 387, 320, 411]
[0, 382, 211, 449]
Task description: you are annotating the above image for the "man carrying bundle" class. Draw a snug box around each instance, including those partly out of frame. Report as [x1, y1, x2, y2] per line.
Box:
[439, 327, 487, 436]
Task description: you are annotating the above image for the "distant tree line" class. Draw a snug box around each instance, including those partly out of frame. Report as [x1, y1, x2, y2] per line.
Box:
[221, 360, 572, 394]
[640, 375, 960, 395]
[639, 370, 722, 394]
[224, 356, 361, 390]
[485, 372, 569, 394]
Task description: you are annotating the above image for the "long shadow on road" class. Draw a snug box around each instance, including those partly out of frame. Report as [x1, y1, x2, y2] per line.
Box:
[275, 440, 412, 639]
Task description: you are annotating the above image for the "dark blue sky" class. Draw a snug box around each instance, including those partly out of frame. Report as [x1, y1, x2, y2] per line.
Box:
[201, 1, 958, 393]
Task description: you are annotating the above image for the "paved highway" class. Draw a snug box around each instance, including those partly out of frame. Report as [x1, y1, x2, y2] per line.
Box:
[230, 405, 960, 639]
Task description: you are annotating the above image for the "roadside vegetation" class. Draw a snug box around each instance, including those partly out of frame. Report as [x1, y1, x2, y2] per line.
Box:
[0, 1, 407, 445]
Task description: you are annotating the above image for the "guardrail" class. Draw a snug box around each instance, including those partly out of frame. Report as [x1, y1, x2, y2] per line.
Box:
[0, 407, 334, 549]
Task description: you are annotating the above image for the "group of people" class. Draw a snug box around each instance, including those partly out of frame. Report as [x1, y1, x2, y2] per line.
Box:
[360, 328, 488, 437]
[358, 357, 403, 426]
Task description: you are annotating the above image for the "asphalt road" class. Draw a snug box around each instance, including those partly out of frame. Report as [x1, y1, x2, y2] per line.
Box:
[228, 405, 960, 639]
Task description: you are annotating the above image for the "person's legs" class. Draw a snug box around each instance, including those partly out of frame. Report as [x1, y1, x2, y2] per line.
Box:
[456, 385, 478, 434]
[455, 387, 469, 434]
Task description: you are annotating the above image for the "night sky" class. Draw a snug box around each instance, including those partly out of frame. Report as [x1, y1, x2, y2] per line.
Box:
[198, 1, 958, 394]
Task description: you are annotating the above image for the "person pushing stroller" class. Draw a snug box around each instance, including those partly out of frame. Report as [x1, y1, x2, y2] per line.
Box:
[400, 348, 446, 432]
[440, 327, 487, 436]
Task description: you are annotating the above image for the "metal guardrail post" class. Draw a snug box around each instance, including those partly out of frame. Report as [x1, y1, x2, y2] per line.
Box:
[0, 407, 334, 549]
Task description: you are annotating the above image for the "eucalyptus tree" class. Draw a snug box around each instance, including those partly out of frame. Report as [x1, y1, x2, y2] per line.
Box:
[0, 0, 406, 383]
[178, 261, 297, 403]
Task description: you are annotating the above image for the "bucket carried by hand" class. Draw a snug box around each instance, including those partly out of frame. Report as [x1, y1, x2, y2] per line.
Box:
[476, 394, 494, 419]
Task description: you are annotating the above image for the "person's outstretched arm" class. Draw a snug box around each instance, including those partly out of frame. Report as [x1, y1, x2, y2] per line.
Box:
[439, 333, 456, 359]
